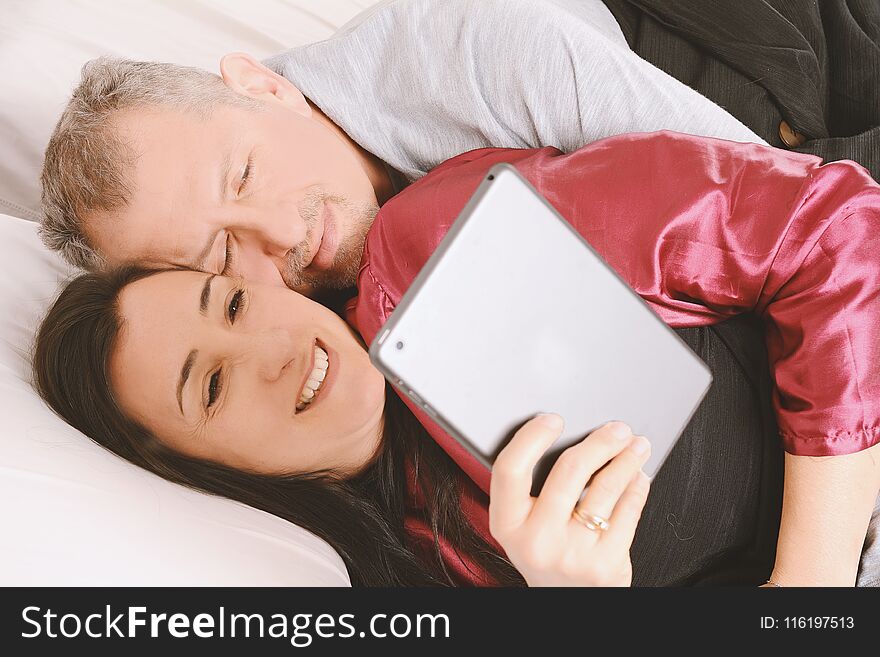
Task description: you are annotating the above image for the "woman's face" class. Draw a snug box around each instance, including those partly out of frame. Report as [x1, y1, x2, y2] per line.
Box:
[109, 270, 386, 476]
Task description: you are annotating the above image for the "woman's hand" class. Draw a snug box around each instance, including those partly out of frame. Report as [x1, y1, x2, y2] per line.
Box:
[489, 414, 651, 586]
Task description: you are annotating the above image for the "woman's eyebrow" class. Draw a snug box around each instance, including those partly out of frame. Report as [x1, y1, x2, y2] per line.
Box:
[177, 349, 198, 416]
[177, 274, 216, 416]
[200, 274, 216, 316]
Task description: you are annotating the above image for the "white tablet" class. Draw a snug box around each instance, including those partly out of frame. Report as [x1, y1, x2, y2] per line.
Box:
[369, 164, 712, 489]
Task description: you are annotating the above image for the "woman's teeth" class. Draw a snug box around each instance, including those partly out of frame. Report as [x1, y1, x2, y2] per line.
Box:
[296, 345, 329, 412]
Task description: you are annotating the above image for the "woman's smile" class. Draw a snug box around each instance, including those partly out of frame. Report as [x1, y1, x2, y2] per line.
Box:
[295, 340, 330, 413]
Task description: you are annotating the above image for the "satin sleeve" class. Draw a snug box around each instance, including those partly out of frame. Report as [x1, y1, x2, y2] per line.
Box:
[553, 132, 880, 456]
[350, 131, 880, 461]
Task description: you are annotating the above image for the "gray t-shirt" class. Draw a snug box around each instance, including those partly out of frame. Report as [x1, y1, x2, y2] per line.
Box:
[264, 0, 764, 186]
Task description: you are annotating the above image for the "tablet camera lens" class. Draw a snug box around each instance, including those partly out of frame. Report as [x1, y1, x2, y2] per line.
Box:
[396, 341, 404, 350]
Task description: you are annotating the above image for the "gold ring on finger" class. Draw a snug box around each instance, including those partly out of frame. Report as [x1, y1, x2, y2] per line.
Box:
[572, 507, 610, 532]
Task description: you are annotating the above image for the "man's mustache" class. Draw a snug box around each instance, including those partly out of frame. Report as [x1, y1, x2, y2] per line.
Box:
[281, 191, 379, 291]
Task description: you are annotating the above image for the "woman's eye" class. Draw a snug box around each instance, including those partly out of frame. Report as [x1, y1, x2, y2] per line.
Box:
[228, 289, 245, 324]
[238, 155, 254, 194]
[207, 370, 222, 408]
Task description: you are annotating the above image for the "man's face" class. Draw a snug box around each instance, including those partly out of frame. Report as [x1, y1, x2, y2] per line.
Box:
[87, 68, 380, 293]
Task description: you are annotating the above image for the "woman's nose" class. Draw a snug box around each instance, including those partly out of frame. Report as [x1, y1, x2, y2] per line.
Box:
[246, 328, 299, 383]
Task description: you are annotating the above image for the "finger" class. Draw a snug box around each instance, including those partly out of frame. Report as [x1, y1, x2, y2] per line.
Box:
[530, 421, 633, 526]
[489, 413, 565, 534]
[572, 435, 651, 523]
[603, 470, 651, 551]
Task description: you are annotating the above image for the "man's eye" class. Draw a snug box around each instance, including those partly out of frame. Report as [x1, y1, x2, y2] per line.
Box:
[239, 155, 254, 194]
[220, 234, 234, 276]
[207, 369, 222, 408]
[228, 289, 246, 324]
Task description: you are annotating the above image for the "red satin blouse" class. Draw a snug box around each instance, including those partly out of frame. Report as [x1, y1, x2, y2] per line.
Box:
[345, 131, 880, 584]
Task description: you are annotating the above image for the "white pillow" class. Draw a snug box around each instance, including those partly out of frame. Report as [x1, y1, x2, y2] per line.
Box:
[0, 213, 350, 585]
[0, 0, 384, 585]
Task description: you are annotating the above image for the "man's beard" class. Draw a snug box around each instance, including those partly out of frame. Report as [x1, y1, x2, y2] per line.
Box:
[282, 189, 379, 291]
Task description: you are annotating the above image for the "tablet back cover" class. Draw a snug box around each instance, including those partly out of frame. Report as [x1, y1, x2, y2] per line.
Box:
[370, 164, 712, 484]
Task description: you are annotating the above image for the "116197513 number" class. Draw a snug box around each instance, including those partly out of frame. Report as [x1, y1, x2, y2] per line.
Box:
[784, 617, 854, 629]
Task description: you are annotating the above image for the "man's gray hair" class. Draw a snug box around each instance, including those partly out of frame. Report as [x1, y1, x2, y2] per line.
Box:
[40, 56, 260, 270]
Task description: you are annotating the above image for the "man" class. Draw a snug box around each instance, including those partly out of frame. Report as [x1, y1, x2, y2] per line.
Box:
[39, 54, 396, 297]
[37, 1, 877, 584]
[40, 0, 763, 292]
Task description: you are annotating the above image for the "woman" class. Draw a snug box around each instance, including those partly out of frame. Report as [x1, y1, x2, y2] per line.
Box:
[34, 266, 653, 587]
[349, 132, 880, 586]
[36, 131, 880, 585]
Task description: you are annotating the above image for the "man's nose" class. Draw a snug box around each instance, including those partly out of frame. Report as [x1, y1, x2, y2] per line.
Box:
[234, 245, 288, 287]
[234, 208, 307, 286]
[239, 203, 307, 255]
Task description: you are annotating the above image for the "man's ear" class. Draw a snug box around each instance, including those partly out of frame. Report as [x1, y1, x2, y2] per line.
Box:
[220, 52, 311, 117]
